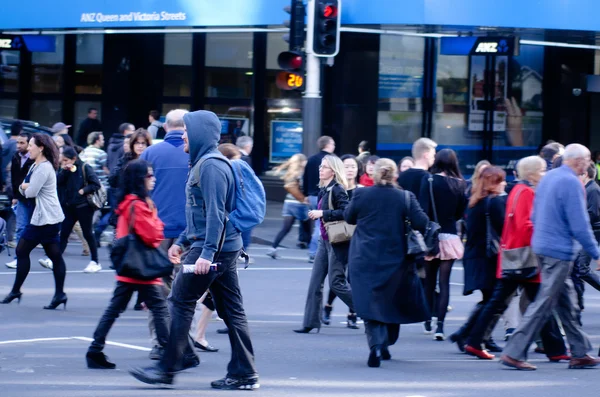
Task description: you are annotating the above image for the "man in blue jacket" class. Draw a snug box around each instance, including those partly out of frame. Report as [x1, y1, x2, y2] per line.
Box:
[130, 110, 259, 390]
[501, 144, 600, 371]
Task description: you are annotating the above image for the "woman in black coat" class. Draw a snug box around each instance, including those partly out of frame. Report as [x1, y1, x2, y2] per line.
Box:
[57, 146, 102, 268]
[449, 166, 506, 353]
[345, 158, 430, 368]
[294, 155, 359, 333]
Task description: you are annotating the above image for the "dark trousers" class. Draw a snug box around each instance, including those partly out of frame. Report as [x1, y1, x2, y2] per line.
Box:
[60, 205, 98, 262]
[572, 250, 600, 314]
[89, 281, 170, 353]
[364, 320, 400, 349]
[466, 279, 566, 357]
[159, 248, 257, 378]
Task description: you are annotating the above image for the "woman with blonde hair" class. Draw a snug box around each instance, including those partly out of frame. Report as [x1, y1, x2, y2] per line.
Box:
[294, 155, 359, 332]
[466, 159, 491, 198]
[266, 154, 310, 258]
[345, 158, 430, 367]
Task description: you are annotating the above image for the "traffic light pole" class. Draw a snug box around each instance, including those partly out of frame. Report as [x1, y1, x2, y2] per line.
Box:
[303, 0, 322, 156]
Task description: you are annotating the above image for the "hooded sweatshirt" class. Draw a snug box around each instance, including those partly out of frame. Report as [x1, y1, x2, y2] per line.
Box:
[141, 130, 189, 238]
[176, 110, 242, 262]
[106, 134, 125, 173]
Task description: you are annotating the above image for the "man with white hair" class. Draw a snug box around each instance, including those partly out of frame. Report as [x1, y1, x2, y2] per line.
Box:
[236, 136, 253, 166]
[501, 144, 600, 371]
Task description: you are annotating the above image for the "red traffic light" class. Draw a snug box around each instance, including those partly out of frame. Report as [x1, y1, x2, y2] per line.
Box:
[323, 5, 337, 18]
[278, 51, 304, 71]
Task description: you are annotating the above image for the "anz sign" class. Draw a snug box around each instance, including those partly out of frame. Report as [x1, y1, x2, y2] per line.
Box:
[475, 39, 511, 54]
[441, 37, 518, 56]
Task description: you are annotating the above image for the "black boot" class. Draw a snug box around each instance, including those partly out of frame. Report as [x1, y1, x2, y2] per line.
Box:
[449, 332, 466, 353]
[86, 351, 116, 369]
[368, 345, 382, 367]
[485, 338, 503, 353]
[347, 313, 359, 329]
[322, 305, 332, 325]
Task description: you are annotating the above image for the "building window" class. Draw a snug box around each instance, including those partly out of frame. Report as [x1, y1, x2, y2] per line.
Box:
[377, 35, 425, 152]
[32, 35, 64, 93]
[75, 34, 103, 94]
[266, 32, 302, 99]
[0, 50, 20, 93]
[162, 103, 191, 116]
[30, 100, 62, 127]
[205, 33, 253, 98]
[0, 99, 18, 119]
[74, 101, 102, 135]
[433, 55, 469, 145]
[164, 34, 193, 97]
[205, 104, 253, 143]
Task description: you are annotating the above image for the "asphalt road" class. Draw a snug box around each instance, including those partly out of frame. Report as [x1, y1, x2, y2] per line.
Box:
[1, 211, 600, 397]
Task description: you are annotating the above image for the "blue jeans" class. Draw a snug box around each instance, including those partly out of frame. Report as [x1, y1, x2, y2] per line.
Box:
[15, 201, 34, 242]
[308, 196, 320, 257]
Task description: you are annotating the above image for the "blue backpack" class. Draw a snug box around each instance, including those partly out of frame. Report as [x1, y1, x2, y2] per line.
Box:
[199, 154, 266, 233]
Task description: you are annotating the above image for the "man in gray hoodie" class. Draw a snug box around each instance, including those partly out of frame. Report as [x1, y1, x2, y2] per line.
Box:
[130, 110, 259, 390]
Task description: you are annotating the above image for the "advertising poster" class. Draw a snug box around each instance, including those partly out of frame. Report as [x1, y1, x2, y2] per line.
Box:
[218, 116, 249, 144]
[468, 55, 508, 132]
[270, 120, 303, 163]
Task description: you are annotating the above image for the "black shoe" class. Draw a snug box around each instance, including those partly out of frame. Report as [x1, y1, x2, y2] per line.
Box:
[381, 347, 391, 361]
[134, 303, 144, 311]
[322, 305, 332, 325]
[485, 338, 503, 353]
[293, 327, 319, 334]
[43, 293, 67, 310]
[368, 345, 382, 368]
[194, 340, 219, 352]
[129, 366, 174, 385]
[86, 351, 116, 369]
[423, 320, 433, 334]
[1, 291, 22, 304]
[297, 242, 308, 249]
[504, 328, 515, 341]
[434, 321, 445, 341]
[211, 376, 260, 390]
[217, 327, 229, 334]
[149, 345, 163, 360]
[449, 332, 466, 353]
[182, 353, 200, 370]
[347, 313, 359, 330]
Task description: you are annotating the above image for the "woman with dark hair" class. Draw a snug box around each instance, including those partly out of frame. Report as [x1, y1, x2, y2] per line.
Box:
[57, 146, 102, 271]
[109, 128, 152, 191]
[418, 148, 467, 340]
[86, 159, 170, 369]
[1, 134, 68, 309]
[449, 166, 506, 353]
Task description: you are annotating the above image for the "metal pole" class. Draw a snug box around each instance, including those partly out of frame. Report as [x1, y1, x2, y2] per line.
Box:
[303, 0, 322, 157]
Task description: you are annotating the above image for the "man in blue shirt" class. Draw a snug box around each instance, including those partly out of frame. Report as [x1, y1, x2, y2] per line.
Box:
[501, 144, 600, 371]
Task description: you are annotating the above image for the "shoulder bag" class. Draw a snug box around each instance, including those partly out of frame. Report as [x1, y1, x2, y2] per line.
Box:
[323, 185, 355, 244]
[110, 202, 174, 280]
[82, 164, 108, 210]
[485, 196, 501, 258]
[404, 190, 428, 257]
[500, 187, 539, 280]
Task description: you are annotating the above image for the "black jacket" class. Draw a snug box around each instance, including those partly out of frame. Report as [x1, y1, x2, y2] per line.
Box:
[317, 180, 349, 223]
[463, 195, 506, 295]
[303, 151, 329, 197]
[77, 118, 102, 147]
[57, 159, 101, 208]
[108, 152, 135, 189]
[10, 152, 34, 202]
[345, 185, 430, 325]
[586, 180, 600, 233]
[106, 134, 125, 173]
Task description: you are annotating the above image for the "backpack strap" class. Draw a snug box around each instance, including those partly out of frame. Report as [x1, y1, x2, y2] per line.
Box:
[428, 175, 439, 223]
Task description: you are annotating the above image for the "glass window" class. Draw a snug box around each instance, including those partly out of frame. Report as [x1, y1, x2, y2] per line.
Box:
[32, 35, 64, 93]
[204, 104, 253, 143]
[377, 35, 425, 154]
[0, 99, 18, 119]
[30, 100, 62, 127]
[265, 100, 302, 164]
[75, 35, 103, 94]
[433, 55, 469, 145]
[0, 50, 20, 93]
[164, 34, 193, 96]
[205, 33, 253, 98]
[266, 33, 302, 99]
[74, 101, 102, 135]
[162, 103, 191, 116]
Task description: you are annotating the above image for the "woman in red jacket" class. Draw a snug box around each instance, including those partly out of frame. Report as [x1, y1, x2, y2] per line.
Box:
[463, 156, 568, 361]
[86, 159, 170, 369]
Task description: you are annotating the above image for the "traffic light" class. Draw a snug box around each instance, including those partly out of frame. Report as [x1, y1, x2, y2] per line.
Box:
[283, 0, 306, 51]
[276, 51, 304, 91]
[310, 0, 341, 57]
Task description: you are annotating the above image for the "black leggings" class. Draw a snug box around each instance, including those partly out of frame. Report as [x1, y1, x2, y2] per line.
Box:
[273, 216, 311, 248]
[424, 259, 455, 323]
[12, 237, 66, 296]
[60, 205, 98, 262]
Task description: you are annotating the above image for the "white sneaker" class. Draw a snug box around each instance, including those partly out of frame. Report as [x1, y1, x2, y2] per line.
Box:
[5, 260, 17, 269]
[265, 248, 278, 259]
[39, 258, 53, 270]
[83, 261, 102, 273]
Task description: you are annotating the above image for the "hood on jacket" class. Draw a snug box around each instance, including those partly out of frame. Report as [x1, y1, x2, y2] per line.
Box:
[151, 120, 163, 128]
[116, 194, 147, 216]
[183, 110, 221, 165]
[108, 134, 125, 155]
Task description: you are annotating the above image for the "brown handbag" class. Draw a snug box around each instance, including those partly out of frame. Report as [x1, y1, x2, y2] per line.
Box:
[323, 186, 355, 244]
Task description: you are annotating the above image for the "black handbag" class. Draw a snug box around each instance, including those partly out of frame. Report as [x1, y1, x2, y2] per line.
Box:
[485, 196, 500, 258]
[404, 191, 440, 257]
[110, 201, 173, 280]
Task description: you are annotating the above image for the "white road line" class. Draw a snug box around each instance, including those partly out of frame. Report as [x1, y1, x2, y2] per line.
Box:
[0, 337, 73, 345]
[71, 336, 151, 351]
